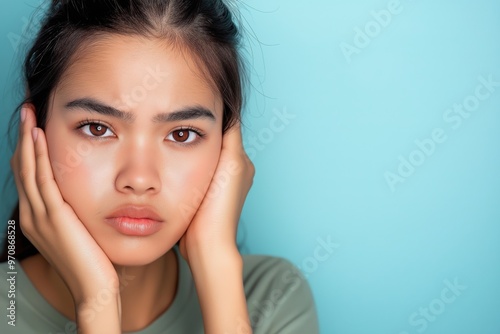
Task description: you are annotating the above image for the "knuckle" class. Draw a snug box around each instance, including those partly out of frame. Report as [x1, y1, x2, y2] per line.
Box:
[35, 149, 46, 160]
[242, 157, 255, 174]
[18, 212, 33, 235]
[18, 167, 32, 183]
[19, 224, 35, 244]
[37, 174, 51, 188]
[19, 210, 46, 241]
[248, 162, 255, 177]
[232, 161, 246, 175]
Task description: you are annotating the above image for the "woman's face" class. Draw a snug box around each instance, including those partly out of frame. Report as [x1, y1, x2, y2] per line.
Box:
[45, 35, 223, 266]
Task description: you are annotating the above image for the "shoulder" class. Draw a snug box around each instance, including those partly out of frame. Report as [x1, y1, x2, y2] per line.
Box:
[241, 254, 320, 333]
[242, 255, 305, 293]
[0, 258, 68, 332]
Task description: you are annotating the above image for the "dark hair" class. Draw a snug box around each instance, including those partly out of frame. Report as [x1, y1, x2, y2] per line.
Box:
[1, 0, 247, 262]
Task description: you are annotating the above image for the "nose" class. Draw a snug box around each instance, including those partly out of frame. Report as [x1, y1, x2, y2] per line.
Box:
[114, 143, 161, 195]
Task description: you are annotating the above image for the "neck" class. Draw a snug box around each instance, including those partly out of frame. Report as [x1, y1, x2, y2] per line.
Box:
[113, 249, 179, 330]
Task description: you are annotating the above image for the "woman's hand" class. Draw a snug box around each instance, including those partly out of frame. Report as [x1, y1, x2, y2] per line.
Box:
[178, 121, 255, 333]
[11, 105, 121, 332]
[178, 121, 255, 264]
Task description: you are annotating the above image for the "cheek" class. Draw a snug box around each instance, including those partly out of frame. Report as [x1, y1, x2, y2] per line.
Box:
[45, 125, 111, 217]
[164, 142, 222, 222]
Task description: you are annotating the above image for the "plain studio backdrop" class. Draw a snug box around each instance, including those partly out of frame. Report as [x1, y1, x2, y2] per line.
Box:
[1, 1, 500, 333]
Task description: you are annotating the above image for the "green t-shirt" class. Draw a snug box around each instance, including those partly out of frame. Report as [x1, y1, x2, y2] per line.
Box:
[0, 247, 319, 333]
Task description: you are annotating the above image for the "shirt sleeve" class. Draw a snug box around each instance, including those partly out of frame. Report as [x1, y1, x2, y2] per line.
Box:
[244, 256, 320, 334]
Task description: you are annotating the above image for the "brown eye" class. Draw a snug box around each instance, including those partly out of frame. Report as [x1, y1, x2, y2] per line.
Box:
[89, 124, 108, 136]
[172, 130, 189, 142]
[78, 122, 114, 138]
[166, 128, 201, 144]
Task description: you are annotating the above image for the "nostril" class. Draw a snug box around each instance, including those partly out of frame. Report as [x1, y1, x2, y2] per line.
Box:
[115, 163, 162, 195]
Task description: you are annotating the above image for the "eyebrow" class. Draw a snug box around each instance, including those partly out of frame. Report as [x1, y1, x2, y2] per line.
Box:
[64, 98, 216, 123]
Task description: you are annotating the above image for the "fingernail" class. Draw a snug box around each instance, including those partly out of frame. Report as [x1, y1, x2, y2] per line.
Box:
[32, 128, 38, 142]
[21, 107, 27, 123]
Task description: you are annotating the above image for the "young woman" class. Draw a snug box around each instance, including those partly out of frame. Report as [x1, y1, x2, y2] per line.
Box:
[0, 1, 319, 333]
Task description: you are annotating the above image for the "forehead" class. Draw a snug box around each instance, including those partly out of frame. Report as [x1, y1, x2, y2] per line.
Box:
[54, 34, 222, 117]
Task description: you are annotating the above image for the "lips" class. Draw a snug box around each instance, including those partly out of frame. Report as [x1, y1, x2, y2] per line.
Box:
[106, 205, 163, 222]
[105, 205, 164, 236]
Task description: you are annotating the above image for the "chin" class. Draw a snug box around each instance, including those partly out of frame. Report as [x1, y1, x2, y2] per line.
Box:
[99, 240, 174, 267]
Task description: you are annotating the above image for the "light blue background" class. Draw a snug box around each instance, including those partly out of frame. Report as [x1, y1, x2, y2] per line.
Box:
[1, 1, 500, 333]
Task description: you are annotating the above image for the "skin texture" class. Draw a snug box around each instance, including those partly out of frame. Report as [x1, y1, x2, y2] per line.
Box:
[12, 35, 255, 333]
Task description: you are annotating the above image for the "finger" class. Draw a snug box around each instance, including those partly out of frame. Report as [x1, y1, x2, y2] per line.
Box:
[222, 120, 243, 151]
[12, 105, 26, 176]
[11, 149, 34, 224]
[16, 103, 33, 142]
[19, 106, 45, 214]
[11, 106, 23, 172]
[33, 127, 65, 215]
[223, 121, 254, 172]
[11, 128, 35, 231]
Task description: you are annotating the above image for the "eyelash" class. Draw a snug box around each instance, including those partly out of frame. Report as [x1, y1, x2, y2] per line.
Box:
[75, 119, 206, 146]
